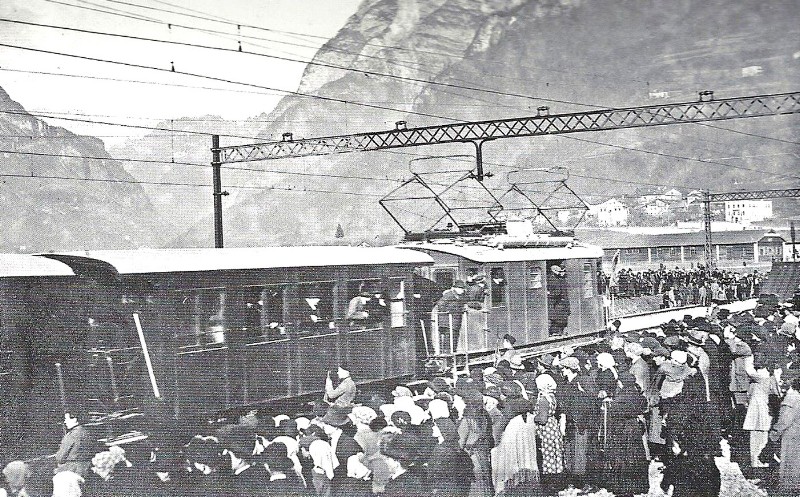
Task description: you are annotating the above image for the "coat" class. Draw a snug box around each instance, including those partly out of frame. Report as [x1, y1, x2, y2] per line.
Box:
[771, 388, 800, 493]
[54, 425, 93, 477]
[325, 376, 357, 407]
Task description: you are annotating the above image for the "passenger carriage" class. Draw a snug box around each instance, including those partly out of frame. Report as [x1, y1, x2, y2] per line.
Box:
[39, 246, 433, 418]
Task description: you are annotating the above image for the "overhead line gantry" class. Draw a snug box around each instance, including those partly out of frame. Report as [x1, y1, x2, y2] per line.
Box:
[210, 90, 800, 249]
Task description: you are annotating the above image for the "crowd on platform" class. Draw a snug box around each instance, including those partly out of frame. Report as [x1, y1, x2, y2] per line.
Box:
[601, 267, 764, 307]
[3, 295, 800, 497]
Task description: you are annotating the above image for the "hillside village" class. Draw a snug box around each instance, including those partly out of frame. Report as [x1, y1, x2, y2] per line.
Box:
[584, 188, 776, 228]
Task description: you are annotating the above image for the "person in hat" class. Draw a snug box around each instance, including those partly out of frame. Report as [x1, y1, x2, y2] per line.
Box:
[299, 429, 336, 497]
[603, 371, 649, 497]
[743, 353, 780, 469]
[466, 273, 488, 310]
[495, 334, 518, 365]
[533, 373, 564, 489]
[1, 461, 31, 497]
[457, 388, 494, 497]
[770, 375, 800, 494]
[547, 264, 570, 336]
[433, 280, 468, 354]
[381, 433, 428, 497]
[556, 356, 595, 486]
[259, 442, 308, 497]
[346, 290, 371, 324]
[218, 429, 271, 497]
[325, 366, 357, 408]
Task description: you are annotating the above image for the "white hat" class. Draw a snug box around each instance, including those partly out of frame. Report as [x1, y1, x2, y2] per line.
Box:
[596, 352, 616, 369]
[670, 350, 688, 364]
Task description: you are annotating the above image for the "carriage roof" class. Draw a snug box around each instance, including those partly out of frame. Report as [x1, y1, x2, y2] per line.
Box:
[404, 240, 603, 263]
[0, 254, 75, 277]
[42, 246, 434, 275]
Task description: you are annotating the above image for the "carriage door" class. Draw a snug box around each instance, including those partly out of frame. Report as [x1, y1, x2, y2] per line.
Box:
[485, 265, 509, 352]
[525, 262, 548, 342]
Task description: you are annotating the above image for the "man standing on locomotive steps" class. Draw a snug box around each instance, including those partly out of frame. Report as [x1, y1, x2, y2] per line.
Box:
[433, 280, 467, 354]
[548, 264, 570, 336]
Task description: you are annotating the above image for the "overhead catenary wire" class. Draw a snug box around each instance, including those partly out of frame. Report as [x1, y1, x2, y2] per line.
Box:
[0, 18, 609, 110]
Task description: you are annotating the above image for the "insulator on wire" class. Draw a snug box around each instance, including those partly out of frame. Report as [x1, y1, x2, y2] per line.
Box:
[238, 41, 242, 52]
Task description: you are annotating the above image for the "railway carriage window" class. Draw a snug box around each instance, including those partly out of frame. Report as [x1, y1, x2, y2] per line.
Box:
[261, 286, 287, 339]
[583, 262, 594, 298]
[296, 282, 335, 335]
[389, 278, 406, 328]
[171, 289, 226, 347]
[528, 266, 543, 289]
[490, 267, 507, 307]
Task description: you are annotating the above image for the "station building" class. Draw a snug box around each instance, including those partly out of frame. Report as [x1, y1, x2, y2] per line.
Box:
[576, 228, 790, 272]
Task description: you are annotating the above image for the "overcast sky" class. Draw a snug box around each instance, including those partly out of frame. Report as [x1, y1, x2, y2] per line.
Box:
[0, 0, 362, 144]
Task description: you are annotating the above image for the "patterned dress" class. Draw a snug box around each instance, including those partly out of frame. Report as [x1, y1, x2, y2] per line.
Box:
[535, 393, 564, 474]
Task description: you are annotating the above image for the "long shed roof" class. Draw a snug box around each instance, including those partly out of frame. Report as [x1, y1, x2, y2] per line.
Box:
[43, 246, 433, 275]
[575, 229, 789, 250]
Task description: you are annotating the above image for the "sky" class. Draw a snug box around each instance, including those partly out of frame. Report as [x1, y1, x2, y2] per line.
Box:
[0, 0, 363, 145]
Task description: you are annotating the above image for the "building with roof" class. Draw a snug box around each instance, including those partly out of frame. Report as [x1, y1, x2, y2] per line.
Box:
[587, 198, 629, 227]
[725, 199, 772, 224]
[576, 228, 788, 271]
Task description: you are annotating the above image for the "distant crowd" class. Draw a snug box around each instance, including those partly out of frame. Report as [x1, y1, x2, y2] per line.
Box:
[600, 266, 764, 307]
[4, 294, 800, 497]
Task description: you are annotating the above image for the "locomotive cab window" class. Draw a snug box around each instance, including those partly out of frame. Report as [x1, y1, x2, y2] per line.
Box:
[432, 268, 456, 289]
[346, 279, 384, 329]
[489, 267, 507, 307]
[583, 262, 594, 298]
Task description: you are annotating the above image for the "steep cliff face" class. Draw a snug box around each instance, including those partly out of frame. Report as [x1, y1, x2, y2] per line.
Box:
[0, 86, 167, 252]
[122, 0, 799, 247]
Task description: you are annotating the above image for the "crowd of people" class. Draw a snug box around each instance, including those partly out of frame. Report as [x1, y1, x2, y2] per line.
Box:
[3, 297, 800, 497]
[601, 266, 764, 307]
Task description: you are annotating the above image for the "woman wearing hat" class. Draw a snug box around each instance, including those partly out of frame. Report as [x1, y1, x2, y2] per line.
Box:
[533, 374, 564, 488]
[457, 389, 494, 497]
[603, 372, 649, 497]
[770, 375, 800, 494]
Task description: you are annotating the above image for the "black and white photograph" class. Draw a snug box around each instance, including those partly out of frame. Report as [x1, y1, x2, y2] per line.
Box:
[1, 0, 799, 495]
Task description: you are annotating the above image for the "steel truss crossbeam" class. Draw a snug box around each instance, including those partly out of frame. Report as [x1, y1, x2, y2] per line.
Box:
[219, 91, 800, 163]
[702, 188, 800, 272]
[707, 188, 800, 202]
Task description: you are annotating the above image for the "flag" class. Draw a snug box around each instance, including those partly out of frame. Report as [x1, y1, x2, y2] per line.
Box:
[609, 249, 621, 287]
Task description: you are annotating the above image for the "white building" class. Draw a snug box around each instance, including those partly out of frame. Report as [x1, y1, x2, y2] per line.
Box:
[725, 200, 773, 224]
[589, 198, 629, 226]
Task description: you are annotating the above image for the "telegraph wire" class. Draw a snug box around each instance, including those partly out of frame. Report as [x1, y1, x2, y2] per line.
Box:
[0, 42, 463, 124]
[0, 170, 384, 197]
[0, 18, 608, 110]
[0, 149, 404, 183]
[99, 0, 656, 86]
[561, 135, 800, 182]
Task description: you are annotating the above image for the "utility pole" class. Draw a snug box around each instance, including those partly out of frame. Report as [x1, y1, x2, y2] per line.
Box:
[702, 191, 713, 275]
[211, 135, 227, 248]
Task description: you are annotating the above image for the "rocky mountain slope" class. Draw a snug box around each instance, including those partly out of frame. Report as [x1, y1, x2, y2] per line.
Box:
[117, 0, 799, 247]
[0, 86, 167, 252]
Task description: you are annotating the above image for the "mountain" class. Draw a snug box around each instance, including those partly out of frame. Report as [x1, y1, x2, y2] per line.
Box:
[0, 86, 168, 252]
[118, 0, 800, 247]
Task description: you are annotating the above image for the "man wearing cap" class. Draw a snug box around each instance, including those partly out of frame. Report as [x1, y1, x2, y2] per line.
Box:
[325, 366, 357, 408]
[547, 264, 570, 336]
[433, 280, 467, 354]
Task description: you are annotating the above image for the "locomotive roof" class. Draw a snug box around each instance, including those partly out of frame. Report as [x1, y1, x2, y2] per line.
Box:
[47, 246, 433, 274]
[0, 254, 75, 277]
[404, 240, 603, 262]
